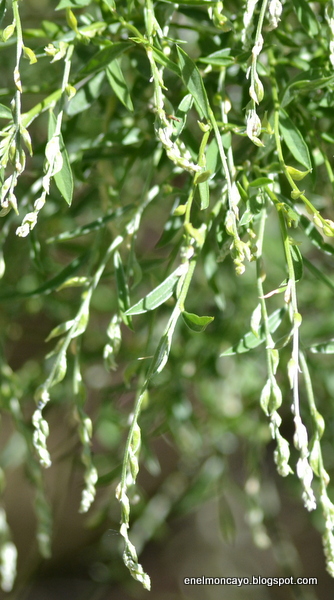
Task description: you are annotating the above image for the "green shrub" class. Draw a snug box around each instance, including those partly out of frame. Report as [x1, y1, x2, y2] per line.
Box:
[1, 0, 334, 592]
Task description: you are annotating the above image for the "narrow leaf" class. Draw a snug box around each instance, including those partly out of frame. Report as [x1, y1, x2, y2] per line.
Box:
[159, 0, 217, 4]
[114, 251, 133, 328]
[249, 177, 274, 188]
[125, 266, 182, 315]
[151, 47, 180, 77]
[47, 205, 133, 243]
[106, 60, 134, 112]
[0, 0, 7, 27]
[50, 352, 67, 387]
[67, 72, 105, 116]
[80, 43, 132, 77]
[0, 252, 89, 300]
[56, 0, 92, 9]
[290, 244, 303, 282]
[292, 0, 320, 37]
[198, 180, 209, 209]
[46, 319, 75, 342]
[176, 45, 210, 120]
[182, 310, 214, 332]
[279, 109, 311, 170]
[310, 340, 334, 354]
[48, 111, 73, 205]
[0, 104, 11, 119]
[199, 49, 234, 67]
[300, 215, 334, 256]
[221, 308, 286, 356]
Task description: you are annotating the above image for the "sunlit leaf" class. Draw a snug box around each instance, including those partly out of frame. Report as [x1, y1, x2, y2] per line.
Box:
[56, 0, 92, 9]
[221, 308, 286, 355]
[125, 267, 182, 315]
[181, 310, 214, 332]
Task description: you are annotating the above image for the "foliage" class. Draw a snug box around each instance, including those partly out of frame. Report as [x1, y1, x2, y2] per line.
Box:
[1, 0, 334, 593]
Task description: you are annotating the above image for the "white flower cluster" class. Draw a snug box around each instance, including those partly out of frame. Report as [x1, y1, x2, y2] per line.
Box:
[268, 0, 283, 31]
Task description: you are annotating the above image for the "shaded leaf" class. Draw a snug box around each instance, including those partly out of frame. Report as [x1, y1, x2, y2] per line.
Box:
[0, 252, 89, 300]
[292, 0, 320, 37]
[67, 71, 105, 116]
[0, 0, 6, 27]
[221, 308, 286, 355]
[47, 205, 134, 243]
[80, 42, 132, 77]
[114, 251, 133, 329]
[281, 70, 334, 108]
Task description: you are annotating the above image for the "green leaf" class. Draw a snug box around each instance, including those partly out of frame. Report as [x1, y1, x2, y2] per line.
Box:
[106, 60, 134, 112]
[151, 47, 180, 77]
[249, 177, 274, 188]
[310, 340, 334, 354]
[280, 70, 334, 108]
[47, 205, 134, 243]
[67, 72, 105, 117]
[45, 320, 75, 342]
[125, 266, 182, 315]
[292, 0, 320, 37]
[0, 103, 12, 119]
[102, 0, 116, 9]
[182, 311, 214, 332]
[198, 179, 209, 209]
[159, 0, 217, 4]
[290, 243, 303, 282]
[303, 257, 334, 293]
[0, 252, 89, 300]
[50, 352, 67, 387]
[56, 0, 92, 8]
[114, 251, 133, 329]
[221, 308, 286, 356]
[176, 45, 210, 120]
[0, 0, 7, 27]
[279, 109, 311, 170]
[198, 48, 234, 67]
[79, 42, 133, 77]
[48, 111, 73, 205]
[300, 215, 334, 256]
